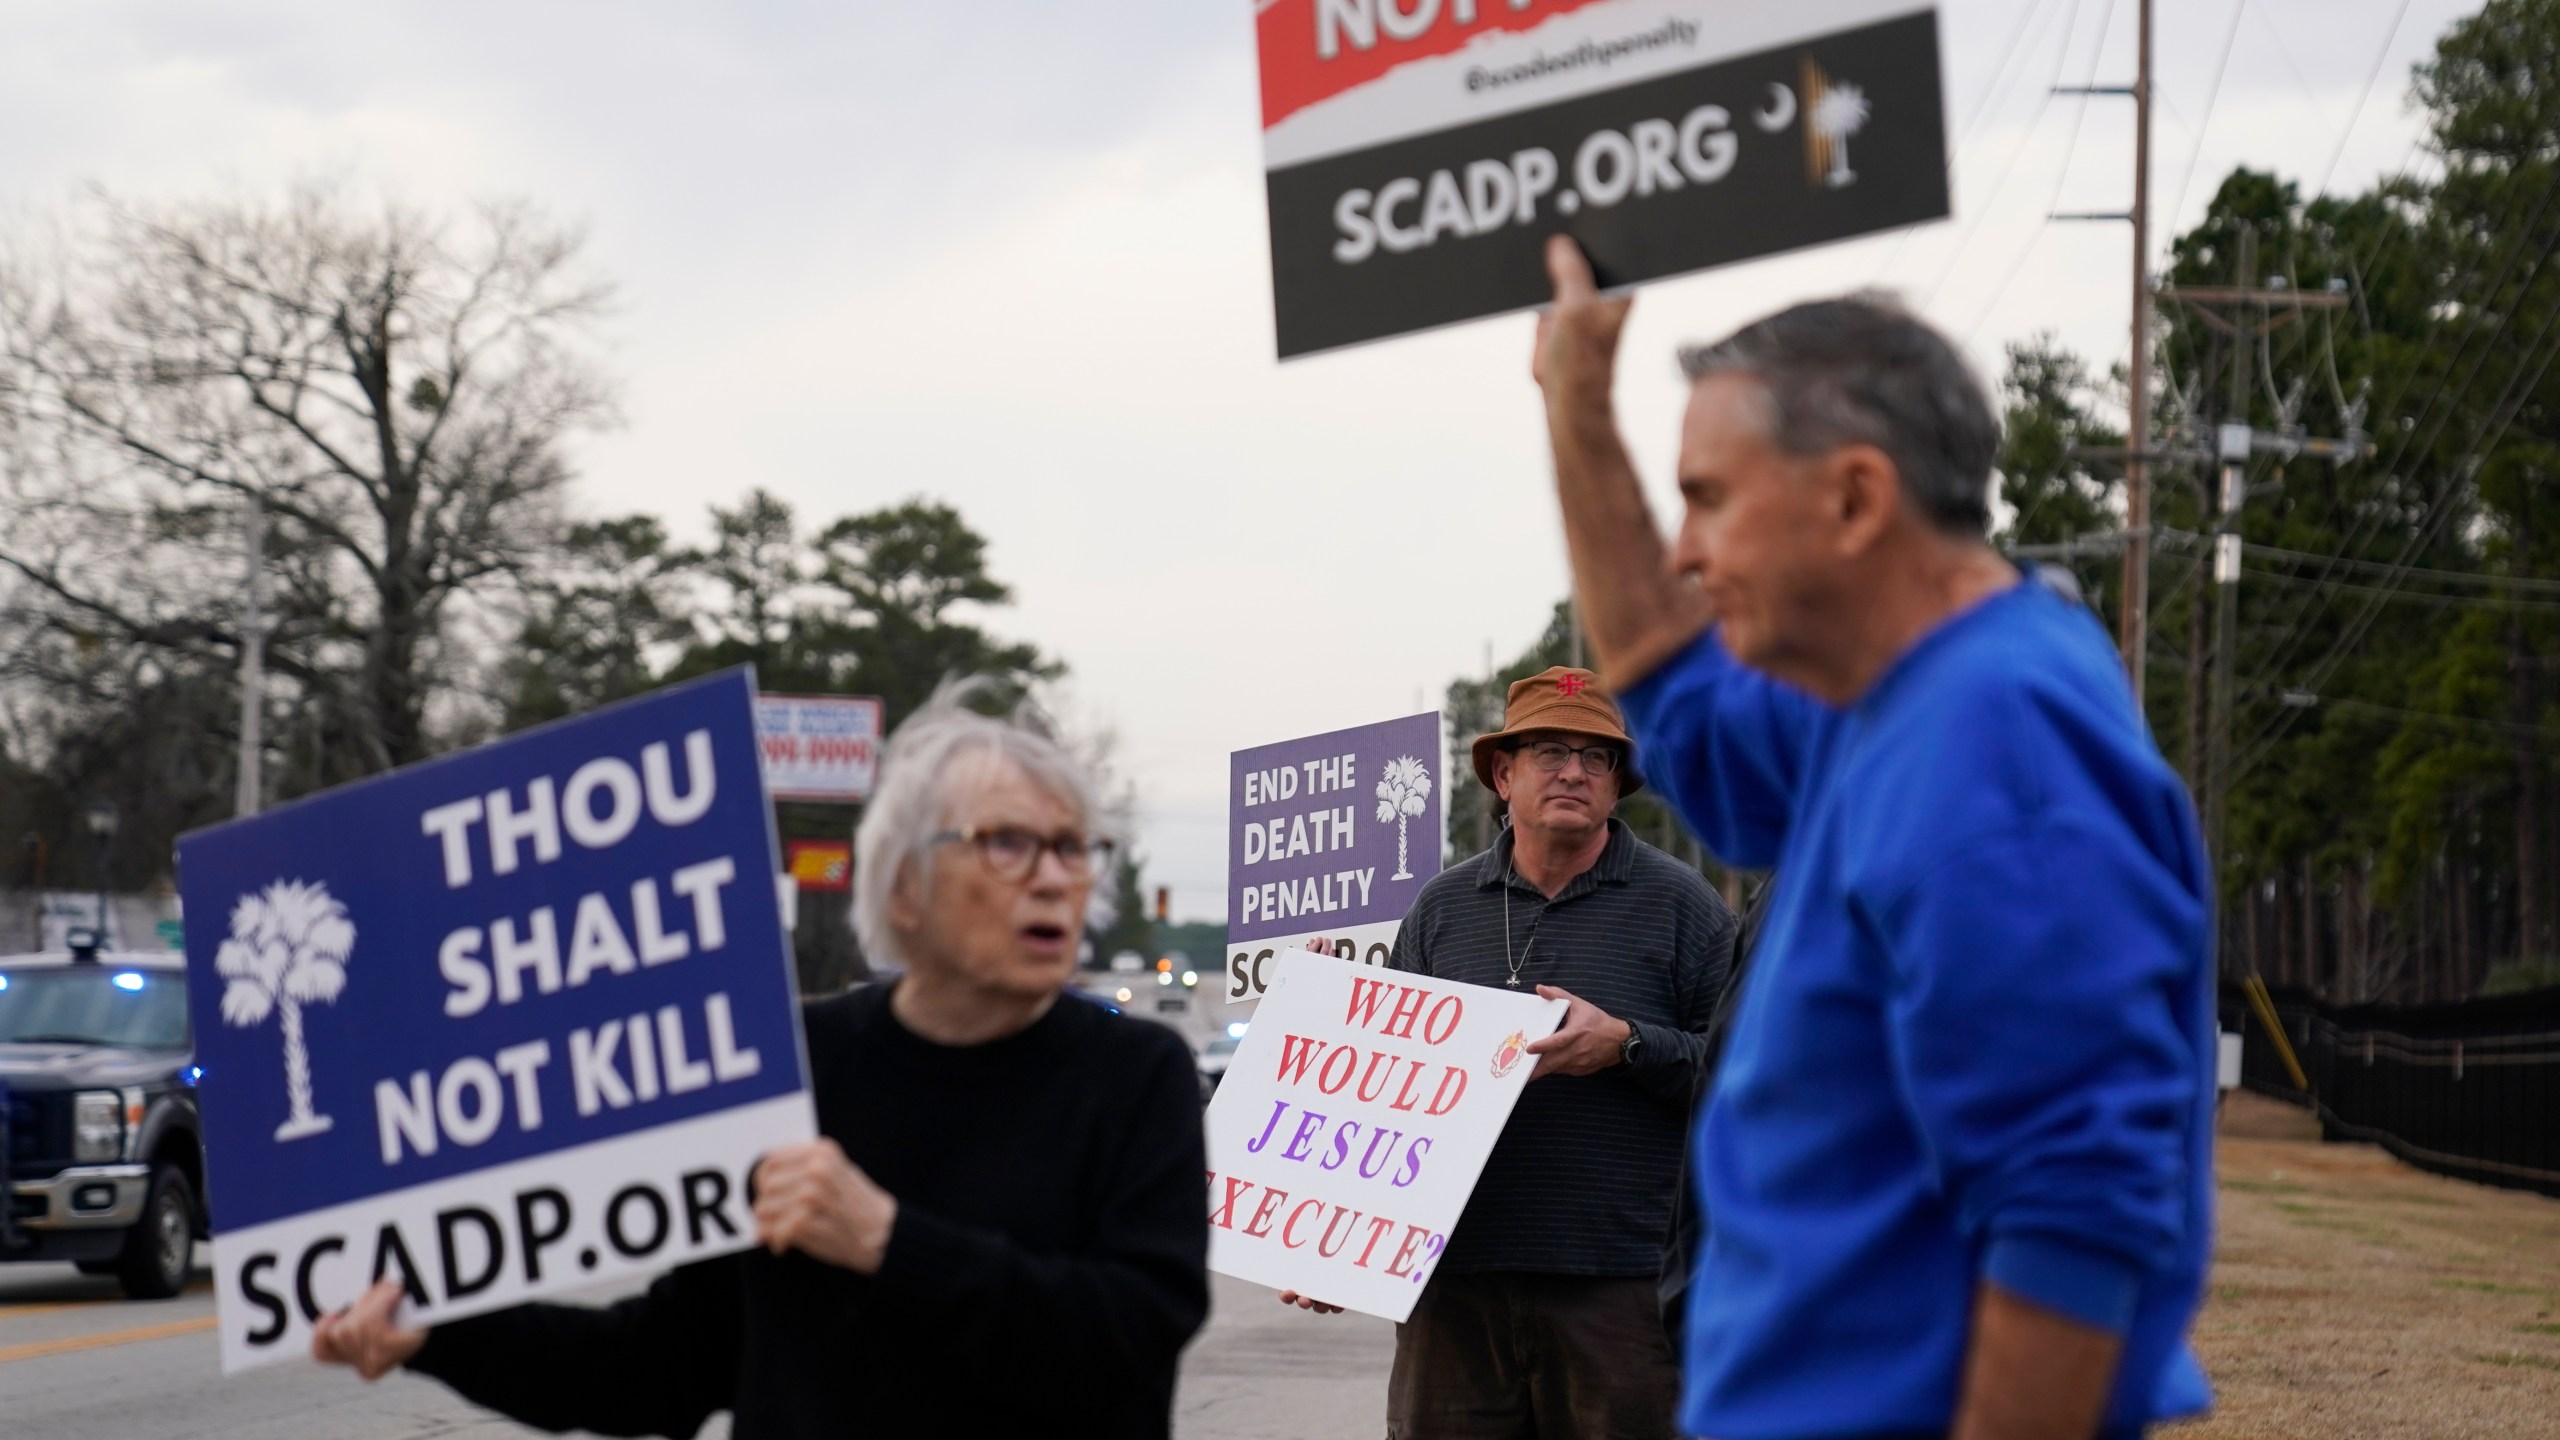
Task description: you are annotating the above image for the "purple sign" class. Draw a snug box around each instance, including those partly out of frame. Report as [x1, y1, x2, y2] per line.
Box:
[1223, 712, 1442, 1003]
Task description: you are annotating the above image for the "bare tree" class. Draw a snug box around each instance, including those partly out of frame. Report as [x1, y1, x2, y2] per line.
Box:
[0, 184, 614, 791]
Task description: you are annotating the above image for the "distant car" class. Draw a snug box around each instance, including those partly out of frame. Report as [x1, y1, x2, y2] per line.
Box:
[0, 934, 205, 1299]
[1197, 1035, 1242, 1097]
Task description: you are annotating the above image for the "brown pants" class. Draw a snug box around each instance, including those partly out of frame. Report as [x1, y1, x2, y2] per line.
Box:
[1386, 1272, 1683, 1440]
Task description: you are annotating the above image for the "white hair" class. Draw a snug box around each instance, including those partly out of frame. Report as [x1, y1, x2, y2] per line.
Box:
[851, 679, 1113, 972]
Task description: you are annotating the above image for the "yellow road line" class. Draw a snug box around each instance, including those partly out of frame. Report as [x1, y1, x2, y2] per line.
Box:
[0, 1299, 110, 1319]
[0, 1314, 216, 1365]
[0, 1280, 212, 1320]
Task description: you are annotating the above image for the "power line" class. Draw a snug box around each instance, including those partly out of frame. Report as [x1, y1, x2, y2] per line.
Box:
[1965, 0, 2123, 340]
[1869, 0, 2058, 285]
[2210, 202, 2560, 777]
[2237, 566, 2560, 614]
[2231, 537, 2560, 597]
[2231, 165, 2560, 685]
[2308, 287, 2560, 673]
[2232, 220, 2560, 776]
[2315, 0, 2418, 204]
[2243, 682, 2560, 754]
[2164, 0, 2249, 235]
[1919, 0, 2096, 311]
[2242, 0, 2322, 119]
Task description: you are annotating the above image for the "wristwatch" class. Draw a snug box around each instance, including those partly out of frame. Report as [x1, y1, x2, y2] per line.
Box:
[1617, 1024, 1643, 1068]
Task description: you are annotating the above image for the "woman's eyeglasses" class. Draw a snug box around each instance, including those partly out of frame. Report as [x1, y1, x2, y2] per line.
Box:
[1514, 740, 1625, 775]
[932, 825, 1115, 881]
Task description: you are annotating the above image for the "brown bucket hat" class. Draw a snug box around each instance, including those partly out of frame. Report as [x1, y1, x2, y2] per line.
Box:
[1469, 666, 1644, 796]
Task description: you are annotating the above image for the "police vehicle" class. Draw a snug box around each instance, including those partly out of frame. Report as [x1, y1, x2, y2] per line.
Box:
[0, 929, 205, 1298]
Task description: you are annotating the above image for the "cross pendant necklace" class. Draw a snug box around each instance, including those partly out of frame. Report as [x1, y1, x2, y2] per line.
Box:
[1502, 858, 1533, 987]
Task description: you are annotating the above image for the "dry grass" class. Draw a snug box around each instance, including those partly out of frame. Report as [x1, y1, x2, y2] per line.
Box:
[2186, 1092, 2560, 1438]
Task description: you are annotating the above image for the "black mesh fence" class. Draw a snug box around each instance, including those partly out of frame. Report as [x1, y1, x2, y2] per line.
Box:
[2219, 983, 2560, 1199]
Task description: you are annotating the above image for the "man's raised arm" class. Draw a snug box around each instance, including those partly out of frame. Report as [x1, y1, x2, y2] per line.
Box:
[1533, 235, 1713, 687]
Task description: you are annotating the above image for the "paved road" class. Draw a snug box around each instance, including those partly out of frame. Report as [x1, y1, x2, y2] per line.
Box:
[0, 1252, 693, 1440]
[0, 1256, 1386, 1439]
[1177, 1272, 1394, 1438]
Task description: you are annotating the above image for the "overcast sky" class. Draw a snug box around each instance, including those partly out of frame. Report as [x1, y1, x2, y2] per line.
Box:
[0, 1, 2479, 922]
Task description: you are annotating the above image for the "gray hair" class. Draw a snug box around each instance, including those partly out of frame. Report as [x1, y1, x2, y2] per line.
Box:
[1678, 292, 2001, 537]
[852, 679, 1112, 972]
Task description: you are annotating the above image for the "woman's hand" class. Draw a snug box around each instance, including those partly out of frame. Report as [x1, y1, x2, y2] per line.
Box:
[753, 1138, 899, 1274]
[1277, 1289, 1344, 1314]
[311, 1278, 426, 1380]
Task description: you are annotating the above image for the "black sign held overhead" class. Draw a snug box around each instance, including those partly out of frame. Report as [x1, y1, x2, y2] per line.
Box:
[1253, 2, 1951, 359]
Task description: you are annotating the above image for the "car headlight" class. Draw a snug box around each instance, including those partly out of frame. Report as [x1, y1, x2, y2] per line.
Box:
[73, 1090, 123, 1162]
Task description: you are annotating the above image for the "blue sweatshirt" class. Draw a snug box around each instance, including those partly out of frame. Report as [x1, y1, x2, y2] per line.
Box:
[1618, 579, 2215, 1439]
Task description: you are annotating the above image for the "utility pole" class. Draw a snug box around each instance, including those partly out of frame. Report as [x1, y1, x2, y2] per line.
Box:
[2125, 0, 2155, 705]
[2206, 226, 2256, 865]
[2054, 0, 2156, 702]
[2161, 253, 2363, 871]
[237, 496, 265, 817]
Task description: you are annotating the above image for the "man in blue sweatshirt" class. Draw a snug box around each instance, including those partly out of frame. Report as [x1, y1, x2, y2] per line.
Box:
[1530, 235, 2215, 1440]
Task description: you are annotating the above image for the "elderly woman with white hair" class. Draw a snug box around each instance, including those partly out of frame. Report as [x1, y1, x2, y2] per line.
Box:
[312, 685, 1210, 1438]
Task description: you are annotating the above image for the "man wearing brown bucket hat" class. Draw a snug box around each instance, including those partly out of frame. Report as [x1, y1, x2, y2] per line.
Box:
[1287, 664, 1735, 1439]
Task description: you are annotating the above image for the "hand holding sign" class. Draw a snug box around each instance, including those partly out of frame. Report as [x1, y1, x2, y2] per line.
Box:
[752, 1137, 899, 1274]
[311, 1279, 426, 1381]
[1253, 2, 1949, 357]
[181, 670, 817, 1373]
[1206, 950, 1565, 1322]
[1532, 235, 1631, 406]
[1525, 983, 1635, 1079]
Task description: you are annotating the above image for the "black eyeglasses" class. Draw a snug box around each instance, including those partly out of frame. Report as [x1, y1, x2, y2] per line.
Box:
[932, 825, 1114, 881]
[1513, 740, 1624, 775]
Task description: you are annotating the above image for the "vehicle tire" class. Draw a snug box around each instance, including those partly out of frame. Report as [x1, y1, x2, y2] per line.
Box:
[115, 1166, 196, 1301]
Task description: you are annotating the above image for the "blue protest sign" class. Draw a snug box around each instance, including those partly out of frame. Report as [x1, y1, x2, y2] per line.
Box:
[177, 669, 813, 1372]
[1224, 712, 1442, 1003]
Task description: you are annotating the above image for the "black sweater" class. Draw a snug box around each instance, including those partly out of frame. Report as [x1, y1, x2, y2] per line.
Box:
[407, 983, 1209, 1438]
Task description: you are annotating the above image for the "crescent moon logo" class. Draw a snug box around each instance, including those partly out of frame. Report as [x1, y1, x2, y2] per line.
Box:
[1755, 83, 1797, 133]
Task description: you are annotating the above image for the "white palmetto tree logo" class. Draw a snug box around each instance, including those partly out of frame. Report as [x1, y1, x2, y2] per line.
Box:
[1813, 80, 1871, 187]
[1375, 756, 1433, 883]
[216, 879, 353, 1142]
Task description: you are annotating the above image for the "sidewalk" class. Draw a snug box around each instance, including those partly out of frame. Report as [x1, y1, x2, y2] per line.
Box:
[1177, 1273, 1393, 1440]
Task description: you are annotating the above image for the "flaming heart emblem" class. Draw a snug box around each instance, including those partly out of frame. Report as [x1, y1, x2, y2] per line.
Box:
[1490, 1029, 1527, 1078]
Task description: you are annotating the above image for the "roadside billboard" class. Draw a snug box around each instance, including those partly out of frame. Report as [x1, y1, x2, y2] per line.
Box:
[1225, 712, 1442, 1003]
[1255, 0, 1951, 357]
[785, 840, 853, 893]
[176, 669, 813, 1372]
[754, 694, 885, 803]
[1205, 949, 1564, 1320]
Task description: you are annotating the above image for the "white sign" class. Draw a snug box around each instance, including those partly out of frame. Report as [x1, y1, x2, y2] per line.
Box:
[1225, 712, 1443, 1004]
[754, 694, 885, 803]
[177, 672, 814, 1372]
[1253, 0, 1950, 356]
[40, 891, 124, 950]
[1205, 950, 1564, 1322]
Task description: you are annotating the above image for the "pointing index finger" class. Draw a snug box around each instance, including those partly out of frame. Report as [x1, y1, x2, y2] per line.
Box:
[1545, 233, 1597, 304]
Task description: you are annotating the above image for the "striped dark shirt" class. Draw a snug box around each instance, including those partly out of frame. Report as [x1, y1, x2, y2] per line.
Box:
[1391, 819, 1736, 1277]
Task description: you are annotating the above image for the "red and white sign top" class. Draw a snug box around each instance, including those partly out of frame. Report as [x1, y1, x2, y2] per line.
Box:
[1254, 0, 1923, 167]
[754, 694, 885, 803]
